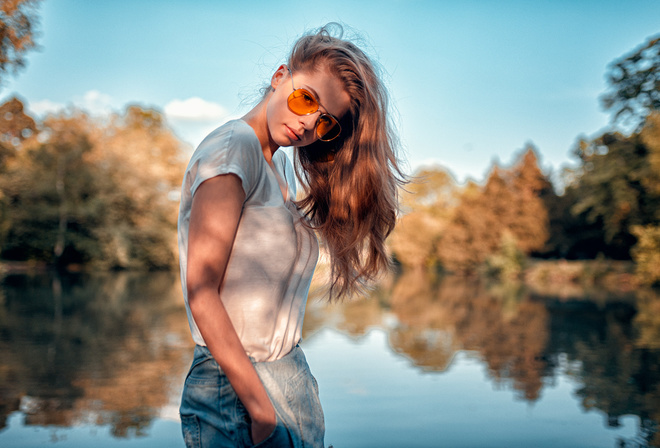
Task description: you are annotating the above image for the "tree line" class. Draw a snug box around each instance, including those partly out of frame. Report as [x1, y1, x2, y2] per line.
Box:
[390, 34, 660, 286]
[0, 100, 186, 269]
[0, 15, 658, 282]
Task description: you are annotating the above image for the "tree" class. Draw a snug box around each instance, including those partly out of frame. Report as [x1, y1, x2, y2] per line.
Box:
[631, 225, 660, 286]
[508, 146, 551, 254]
[1, 111, 99, 264]
[0, 102, 187, 269]
[0, 97, 37, 253]
[0, 96, 36, 176]
[540, 169, 605, 259]
[568, 115, 660, 259]
[601, 34, 660, 130]
[389, 166, 457, 268]
[0, 0, 41, 84]
[437, 149, 550, 274]
[89, 105, 185, 269]
[438, 168, 514, 274]
[641, 111, 660, 196]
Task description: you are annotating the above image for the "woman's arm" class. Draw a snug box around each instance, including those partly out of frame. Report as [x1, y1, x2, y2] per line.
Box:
[186, 173, 276, 444]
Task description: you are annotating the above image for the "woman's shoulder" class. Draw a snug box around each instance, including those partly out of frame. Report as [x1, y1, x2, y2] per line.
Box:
[189, 120, 263, 170]
[196, 119, 259, 154]
[184, 120, 264, 198]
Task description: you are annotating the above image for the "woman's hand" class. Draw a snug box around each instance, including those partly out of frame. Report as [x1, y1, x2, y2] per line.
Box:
[250, 409, 277, 445]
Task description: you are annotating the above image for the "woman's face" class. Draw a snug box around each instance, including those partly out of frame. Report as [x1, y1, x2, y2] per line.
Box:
[266, 65, 351, 148]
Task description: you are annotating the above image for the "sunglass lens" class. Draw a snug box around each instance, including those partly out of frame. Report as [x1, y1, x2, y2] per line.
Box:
[317, 115, 340, 141]
[288, 90, 318, 115]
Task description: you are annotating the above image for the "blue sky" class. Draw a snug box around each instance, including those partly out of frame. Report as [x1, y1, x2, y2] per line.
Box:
[3, 0, 660, 184]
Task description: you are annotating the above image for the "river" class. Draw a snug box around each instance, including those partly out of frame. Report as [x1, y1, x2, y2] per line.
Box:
[0, 270, 657, 447]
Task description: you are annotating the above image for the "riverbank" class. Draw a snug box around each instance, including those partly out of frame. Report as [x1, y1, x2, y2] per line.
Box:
[524, 258, 639, 296]
[0, 260, 50, 275]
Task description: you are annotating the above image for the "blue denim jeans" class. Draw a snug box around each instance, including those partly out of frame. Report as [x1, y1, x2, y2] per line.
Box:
[179, 345, 325, 448]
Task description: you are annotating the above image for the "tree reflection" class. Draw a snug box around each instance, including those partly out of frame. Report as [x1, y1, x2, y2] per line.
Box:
[547, 293, 660, 447]
[388, 273, 550, 401]
[304, 270, 660, 445]
[0, 271, 192, 437]
[3, 270, 660, 445]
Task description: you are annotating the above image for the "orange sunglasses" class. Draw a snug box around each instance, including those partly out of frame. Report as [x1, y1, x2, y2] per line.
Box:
[286, 67, 342, 142]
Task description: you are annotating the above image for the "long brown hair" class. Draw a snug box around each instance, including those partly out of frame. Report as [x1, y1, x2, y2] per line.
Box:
[289, 24, 406, 300]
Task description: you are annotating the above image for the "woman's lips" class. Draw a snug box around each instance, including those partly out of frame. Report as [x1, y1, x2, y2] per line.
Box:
[285, 125, 300, 141]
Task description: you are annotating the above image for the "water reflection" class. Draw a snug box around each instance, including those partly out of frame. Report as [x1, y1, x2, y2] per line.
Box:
[304, 270, 660, 446]
[0, 271, 193, 438]
[0, 270, 659, 446]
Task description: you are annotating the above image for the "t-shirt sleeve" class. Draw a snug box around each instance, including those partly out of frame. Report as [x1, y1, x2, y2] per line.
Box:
[185, 121, 262, 201]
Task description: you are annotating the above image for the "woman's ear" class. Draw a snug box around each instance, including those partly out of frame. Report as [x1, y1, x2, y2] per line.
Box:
[270, 64, 288, 90]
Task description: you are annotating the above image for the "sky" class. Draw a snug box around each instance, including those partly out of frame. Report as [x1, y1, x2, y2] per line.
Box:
[3, 0, 660, 184]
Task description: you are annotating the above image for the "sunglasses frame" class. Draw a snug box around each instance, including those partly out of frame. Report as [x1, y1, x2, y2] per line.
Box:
[286, 66, 342, 142]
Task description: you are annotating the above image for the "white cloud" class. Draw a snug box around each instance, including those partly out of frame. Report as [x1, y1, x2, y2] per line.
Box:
[164, 97, 228, 122]
[25, 90, 116, 118]
[78, 90, 114, 115]
[28, 99, 65, 116]
[164, 97, 235, 148]
[23, 92, 235, 150]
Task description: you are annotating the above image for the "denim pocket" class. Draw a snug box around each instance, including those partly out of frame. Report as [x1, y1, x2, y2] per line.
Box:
[252, 414, 292, 448]
[180, 413, 202, 448]
[285, 368, 325, 446]
[185, 353, 220, 386]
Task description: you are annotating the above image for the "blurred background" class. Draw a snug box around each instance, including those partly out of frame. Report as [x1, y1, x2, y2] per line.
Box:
[1, 1, 660, 447]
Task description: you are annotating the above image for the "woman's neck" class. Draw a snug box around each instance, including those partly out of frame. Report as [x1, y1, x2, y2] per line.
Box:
[241, 98, 279, 163]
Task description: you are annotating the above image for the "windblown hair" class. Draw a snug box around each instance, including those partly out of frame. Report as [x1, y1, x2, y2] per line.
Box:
[289, 23, 407, 300]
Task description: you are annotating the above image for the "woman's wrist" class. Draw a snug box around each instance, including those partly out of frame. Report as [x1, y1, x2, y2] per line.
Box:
[248, 398, 276, 425]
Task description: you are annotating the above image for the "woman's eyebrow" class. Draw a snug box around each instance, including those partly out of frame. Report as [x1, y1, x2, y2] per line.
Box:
[301, 84, 331, 113]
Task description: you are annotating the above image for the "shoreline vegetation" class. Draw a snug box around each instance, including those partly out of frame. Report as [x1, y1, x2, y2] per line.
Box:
[0, 257, 648, 298]
[1, 35, 660, 289]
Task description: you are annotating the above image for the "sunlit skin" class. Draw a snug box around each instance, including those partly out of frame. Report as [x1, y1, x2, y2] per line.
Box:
[185, 65, 350, 445]
[244, 64, 351, 162]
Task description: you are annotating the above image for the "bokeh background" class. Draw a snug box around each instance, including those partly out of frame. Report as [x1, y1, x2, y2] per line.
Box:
[1, 1, 660, 447]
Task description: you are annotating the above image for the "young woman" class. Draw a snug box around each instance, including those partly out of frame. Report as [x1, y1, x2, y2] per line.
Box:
[177, 23, 405, 447]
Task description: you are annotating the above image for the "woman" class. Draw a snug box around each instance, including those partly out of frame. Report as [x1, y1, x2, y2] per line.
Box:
[178, 23, 405, 447]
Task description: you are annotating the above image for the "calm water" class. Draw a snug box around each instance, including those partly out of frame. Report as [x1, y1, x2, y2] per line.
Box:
[0, 270, 658, 447]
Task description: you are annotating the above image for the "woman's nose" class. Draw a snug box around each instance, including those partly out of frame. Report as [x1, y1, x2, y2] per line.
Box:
[299, 113, 319, 131]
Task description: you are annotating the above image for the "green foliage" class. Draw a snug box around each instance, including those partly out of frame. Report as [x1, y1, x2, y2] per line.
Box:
[484, 232, 526, 282]
[552, 35, 660, 262]
[2, 113, 100, 263]
[566, 114, 660, 259]
[601, 34, 660, 130]
[0, 99, 186, 269]
[631, 225, 660, 286]
[0, 97, 37, 253]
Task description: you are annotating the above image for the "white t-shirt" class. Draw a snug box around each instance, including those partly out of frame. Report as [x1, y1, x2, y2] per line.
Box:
[177, 119, 319, 362]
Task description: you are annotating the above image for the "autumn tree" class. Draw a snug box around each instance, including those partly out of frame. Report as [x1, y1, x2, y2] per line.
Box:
[629, 113, 660, 283]
[89, 105, 185, 269]
[0, 0, 41, 84]
[437, 147, 550, 274]
[436, 179, 497, 274]
[1, 111, 99, 264]
[0, 100, 186, 269]
[388, 166, 457, 268]
[507, 147, 551, 254]
[0, 97, 37, 253]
